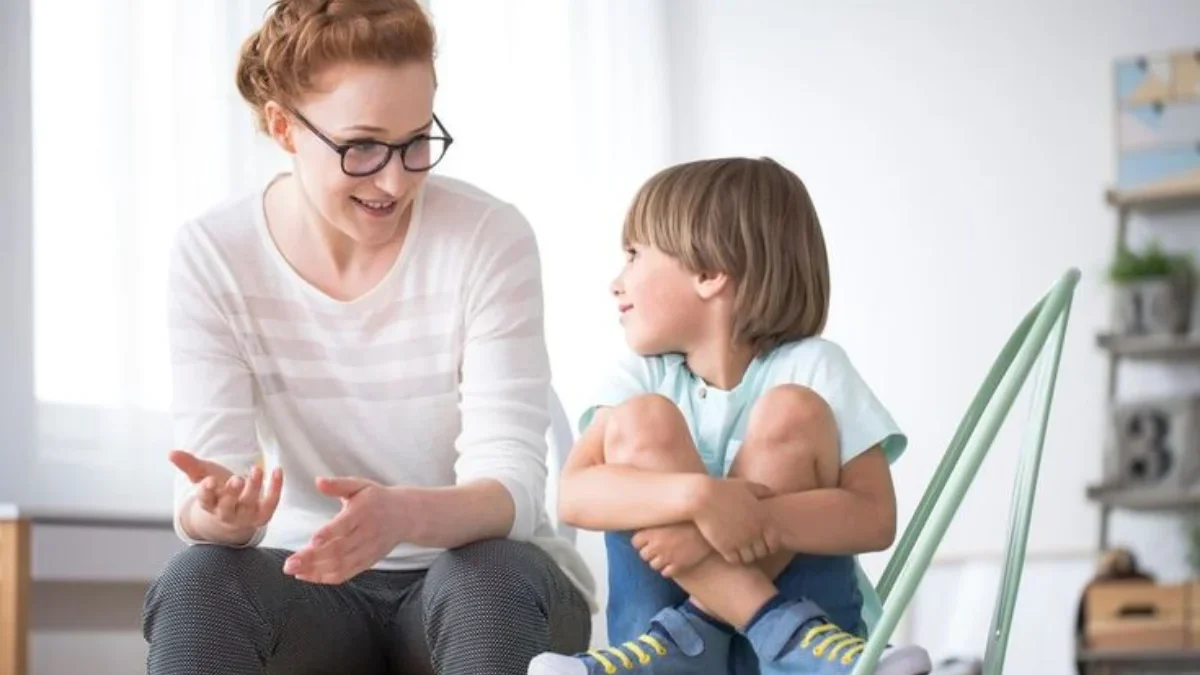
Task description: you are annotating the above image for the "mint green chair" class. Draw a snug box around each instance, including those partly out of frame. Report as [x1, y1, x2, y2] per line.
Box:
[852, 268, 1081, 675]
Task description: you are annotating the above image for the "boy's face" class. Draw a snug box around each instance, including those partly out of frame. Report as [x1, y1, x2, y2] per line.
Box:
[611, 243, 707, 355]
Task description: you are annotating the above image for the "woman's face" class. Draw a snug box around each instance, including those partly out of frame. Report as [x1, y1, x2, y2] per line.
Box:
[270, 60, 440, 247]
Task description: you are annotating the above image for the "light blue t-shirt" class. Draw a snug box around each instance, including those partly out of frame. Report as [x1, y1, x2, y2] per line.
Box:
[581, 337, 907, 476]
[581, 336, 906, 634]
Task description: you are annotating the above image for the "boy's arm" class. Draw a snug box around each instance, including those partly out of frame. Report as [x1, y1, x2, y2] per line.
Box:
[633, 447, 894, 573]
[558, 407, 708, 531]
[762, 445, 897, 555]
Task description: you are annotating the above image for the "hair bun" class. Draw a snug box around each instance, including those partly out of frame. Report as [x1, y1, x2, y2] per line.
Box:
[234, 0, 436, 134]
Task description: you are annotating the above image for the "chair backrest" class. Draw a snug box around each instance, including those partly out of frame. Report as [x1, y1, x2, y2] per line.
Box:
[546, 386, 578, 544]
[852, 268, 1080, 675]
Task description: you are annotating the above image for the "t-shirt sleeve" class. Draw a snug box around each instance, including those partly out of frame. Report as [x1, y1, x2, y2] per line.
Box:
[805, 342, 907, 466]
[577, 349, 664, 433]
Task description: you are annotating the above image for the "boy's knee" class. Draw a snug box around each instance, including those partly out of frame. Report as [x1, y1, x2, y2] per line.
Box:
[605, 394, 689, 464]
[739, 385, 839, 488]
[749, 384, 835, 443]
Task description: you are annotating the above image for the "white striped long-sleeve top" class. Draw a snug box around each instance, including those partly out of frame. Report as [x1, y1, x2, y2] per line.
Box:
[167, 173, 595, 608]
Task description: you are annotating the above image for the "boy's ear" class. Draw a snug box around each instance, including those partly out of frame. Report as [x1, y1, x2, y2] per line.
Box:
[693, 270, 730, 300]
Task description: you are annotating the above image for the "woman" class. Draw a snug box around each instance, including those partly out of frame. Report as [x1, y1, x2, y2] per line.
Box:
[140, 1, 595, 673]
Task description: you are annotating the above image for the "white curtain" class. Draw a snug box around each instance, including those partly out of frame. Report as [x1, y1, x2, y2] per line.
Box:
[29, 0, 285, 511]
[428, 0, 675, 422]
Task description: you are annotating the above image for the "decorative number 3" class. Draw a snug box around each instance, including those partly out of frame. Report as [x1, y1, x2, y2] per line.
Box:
[1124, 411, 1172, 482]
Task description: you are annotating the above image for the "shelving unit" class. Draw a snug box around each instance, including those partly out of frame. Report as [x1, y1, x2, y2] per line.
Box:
[1107, 182, 1200, 211]
[1082, 178, 1200, 675]
[1087, 483, 1200, 511]
[1095, 333, 1200, 361]
[1078, 45, 1200, 675]
[1078, 646, 1200, 673]
[1089, 180, 1200, 549]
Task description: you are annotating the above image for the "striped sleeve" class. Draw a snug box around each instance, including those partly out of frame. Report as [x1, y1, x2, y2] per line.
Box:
[166, 222, 265, 547]
[453, 204, 552, 542]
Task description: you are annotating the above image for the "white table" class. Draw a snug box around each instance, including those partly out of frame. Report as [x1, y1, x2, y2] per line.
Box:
[0, 505, 180, 675]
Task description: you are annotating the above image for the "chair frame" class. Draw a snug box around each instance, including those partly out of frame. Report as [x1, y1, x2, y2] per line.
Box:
[854, 268, 1080, 674]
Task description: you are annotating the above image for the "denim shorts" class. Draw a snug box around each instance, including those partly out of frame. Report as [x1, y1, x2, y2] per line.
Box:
[604, 531, 864, 675]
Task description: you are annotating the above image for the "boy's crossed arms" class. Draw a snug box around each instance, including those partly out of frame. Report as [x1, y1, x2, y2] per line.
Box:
[560, 389, 897, 629]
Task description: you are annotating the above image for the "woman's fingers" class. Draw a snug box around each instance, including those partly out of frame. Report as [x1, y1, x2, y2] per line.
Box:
[303, 540, 373, 585]
[286, 540, 345, 580]
[232, 467, 260, 520]
[238, 466, 262, 504]
[256, 468, 284, 526]
[196, 477, 220, 512]
[170, 450, 232, 484]
[169, 450, 210, 483]
[187, 464, 283, 529]
[213, 475, 242, 522]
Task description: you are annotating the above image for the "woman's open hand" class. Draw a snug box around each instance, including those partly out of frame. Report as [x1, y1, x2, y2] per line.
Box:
[169, 449, 283, 545]
[283, 477, 403, 584]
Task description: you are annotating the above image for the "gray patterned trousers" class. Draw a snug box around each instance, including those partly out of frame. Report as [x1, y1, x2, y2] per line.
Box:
[142, 538, 591, 675]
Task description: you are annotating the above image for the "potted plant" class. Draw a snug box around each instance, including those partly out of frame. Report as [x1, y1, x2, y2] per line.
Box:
[1108, 242, 1194, 336]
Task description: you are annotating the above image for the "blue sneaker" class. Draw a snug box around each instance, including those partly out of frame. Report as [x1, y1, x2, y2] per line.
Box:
[528, 606, 731, 675]
[746, 599, 932, 675]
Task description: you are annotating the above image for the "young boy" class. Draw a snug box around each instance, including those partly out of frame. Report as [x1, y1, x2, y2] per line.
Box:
[528, 158, 931, 675]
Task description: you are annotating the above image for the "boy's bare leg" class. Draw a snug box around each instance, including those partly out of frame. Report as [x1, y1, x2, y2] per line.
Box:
[606, 386, 839, 629]
[725, 384, 841, 581]
[666, 385, 839, 627]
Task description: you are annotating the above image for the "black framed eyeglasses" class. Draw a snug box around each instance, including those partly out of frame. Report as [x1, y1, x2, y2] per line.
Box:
[288, 108, 454, 177]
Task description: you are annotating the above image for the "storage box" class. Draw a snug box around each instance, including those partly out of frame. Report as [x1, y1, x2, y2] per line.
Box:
[1115, 49, 1200, 192]
[1085, 581, 1200, 650]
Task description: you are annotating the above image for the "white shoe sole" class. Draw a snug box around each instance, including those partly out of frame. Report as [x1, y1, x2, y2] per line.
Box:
[527, 653, 589, 675]
[877, 645, 934, 675]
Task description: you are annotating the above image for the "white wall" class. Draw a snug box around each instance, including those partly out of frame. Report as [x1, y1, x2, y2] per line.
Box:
[662, 0, 1200, 670]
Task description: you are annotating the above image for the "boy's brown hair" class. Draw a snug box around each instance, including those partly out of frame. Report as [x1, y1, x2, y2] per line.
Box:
[622, 156, 830, 354]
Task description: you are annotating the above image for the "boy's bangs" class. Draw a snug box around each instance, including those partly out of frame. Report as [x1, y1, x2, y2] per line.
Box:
[620, 177, 686, 256]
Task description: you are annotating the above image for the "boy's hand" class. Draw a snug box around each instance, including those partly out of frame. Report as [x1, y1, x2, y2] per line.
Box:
[690, 478, 781, 565]
[632, 523, 713, 578]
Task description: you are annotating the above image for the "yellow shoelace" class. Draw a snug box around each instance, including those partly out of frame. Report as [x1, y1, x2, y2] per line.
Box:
[800, 623, 867, 665]
[586, 635, 670, 674]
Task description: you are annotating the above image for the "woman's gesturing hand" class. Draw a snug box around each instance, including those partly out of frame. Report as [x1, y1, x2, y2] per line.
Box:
[170, 449, 283, 545]
[283, 476, 404, 584]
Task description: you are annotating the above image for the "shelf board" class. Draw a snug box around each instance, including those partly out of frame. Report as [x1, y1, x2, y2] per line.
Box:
[1107, 180, 1200, 211]
[1096, 333, 1200, 360]
[1086, 483, 1200, 510]
[1078, 646, 1200, 664]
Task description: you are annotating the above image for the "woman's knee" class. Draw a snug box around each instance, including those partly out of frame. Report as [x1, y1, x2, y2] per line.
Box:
[737, 385, 839, 487]
[142, 545, 278, 633]
[604, 394, 695, 468]
[423, 540, 590, 663]
[423, 539, 545, 613]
